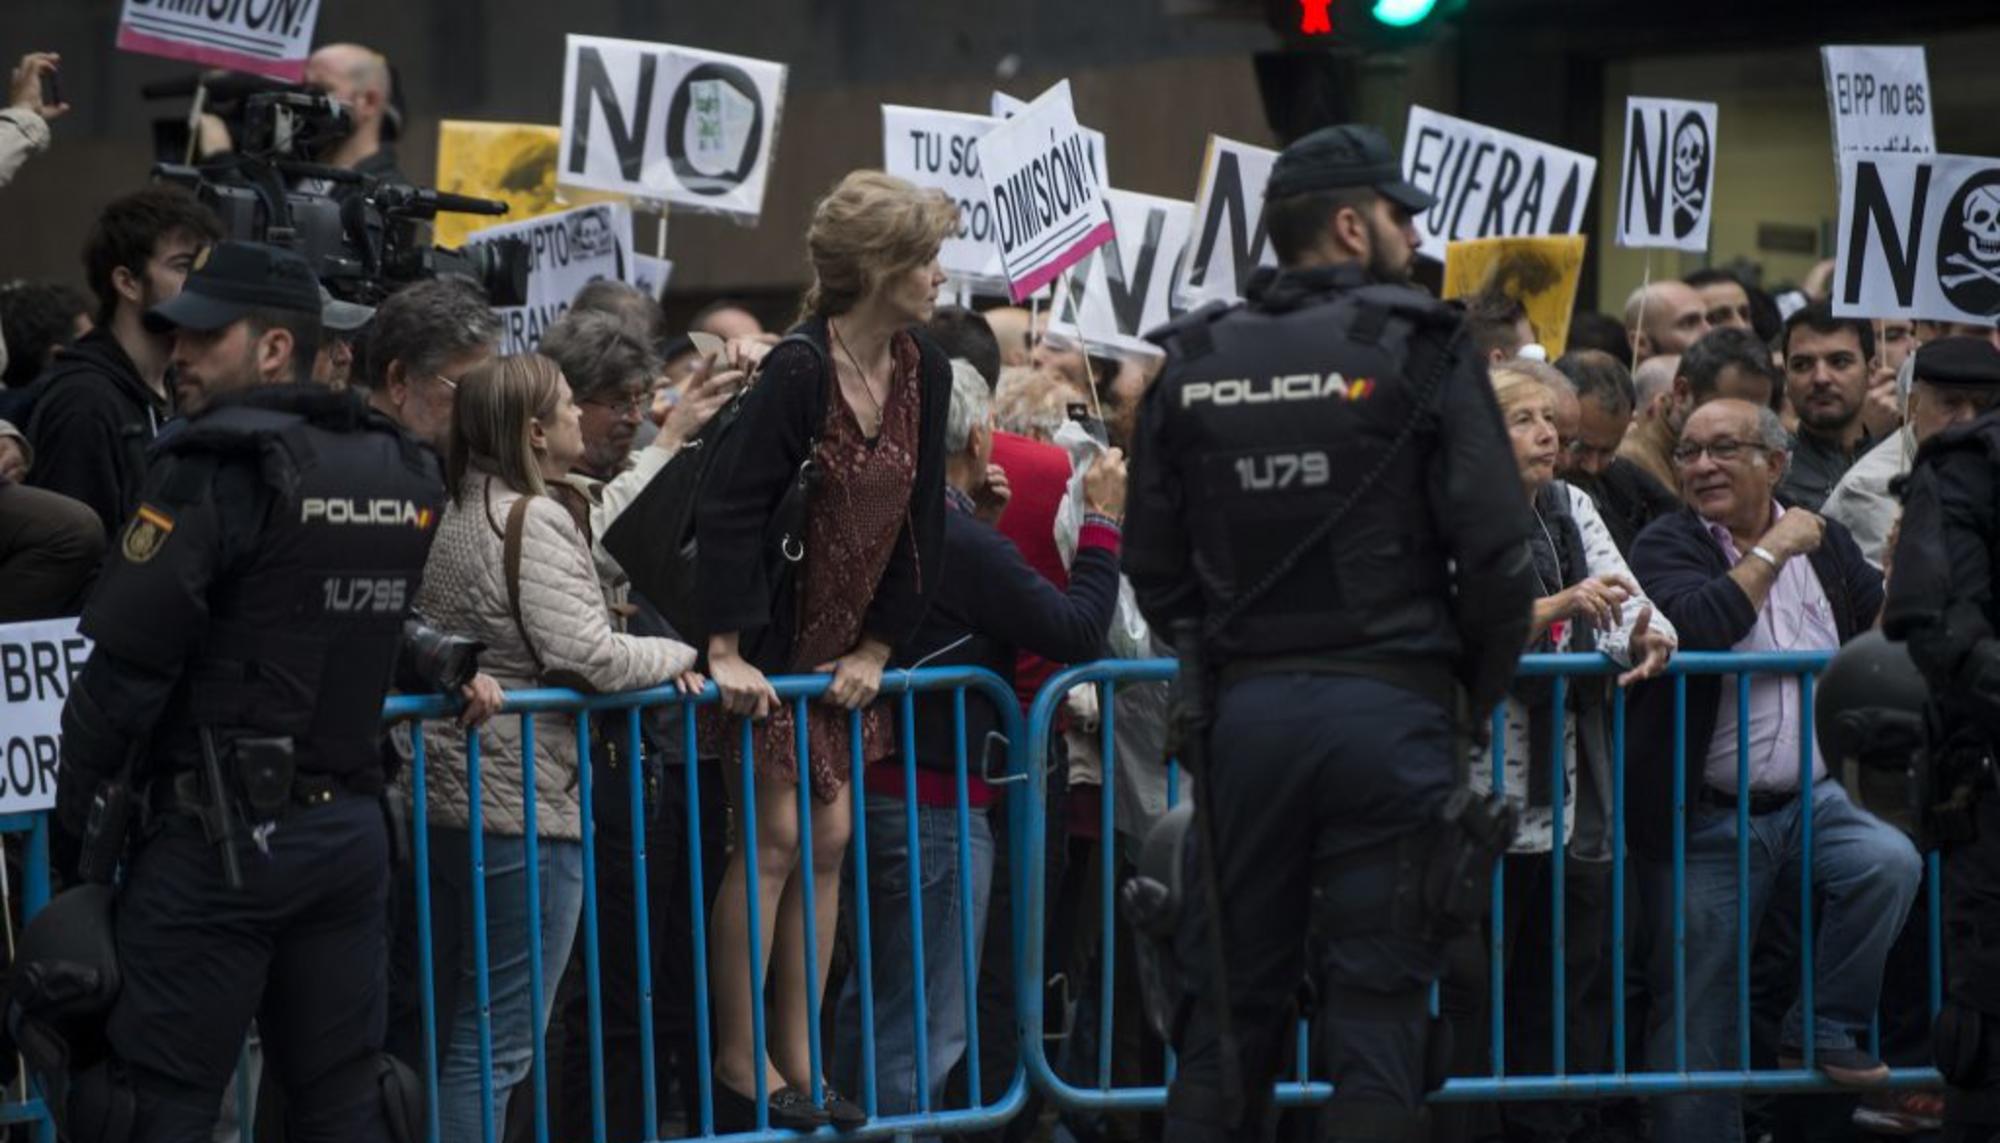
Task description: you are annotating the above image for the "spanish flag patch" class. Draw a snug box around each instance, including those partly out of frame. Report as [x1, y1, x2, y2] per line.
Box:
[121, 504, 175, 564]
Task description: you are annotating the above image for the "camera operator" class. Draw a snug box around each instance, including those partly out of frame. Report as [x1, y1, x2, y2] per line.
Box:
[42, 241, 442, 1139]
[358, 276, 499, 455]
[303, 43, 405, 184]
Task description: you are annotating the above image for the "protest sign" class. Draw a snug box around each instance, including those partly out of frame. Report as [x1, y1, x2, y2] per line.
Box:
[462, 202, 635, 353]
[1401, 108, 1596, 262]
[991, 90, 1109, 184]
[1822, 46, 1935, 157]
[1616, 97, 1719, 252]
[1047, 188, 1193, 360]
[0, 618, 92, 815]
[435, 121, 617, 249]
[974, 81, 1115, 303]
[1835, 151, 2000, 323]
[882, 105, 1006, 287]
[632, 254, 673, 300]
[1176, 135, 1278, 307]
[559, 35, 786, 222]
[116, 0, 320, 81]
[1441, 235, 1588, 359]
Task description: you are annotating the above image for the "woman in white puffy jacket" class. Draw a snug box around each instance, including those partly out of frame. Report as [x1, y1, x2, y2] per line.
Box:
[412, 353, 701, 1140]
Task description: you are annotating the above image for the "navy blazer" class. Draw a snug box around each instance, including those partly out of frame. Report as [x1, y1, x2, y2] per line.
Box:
[1623, 506, 1883, 860]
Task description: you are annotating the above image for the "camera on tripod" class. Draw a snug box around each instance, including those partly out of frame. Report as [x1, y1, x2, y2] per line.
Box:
[146, 75, 530, 307]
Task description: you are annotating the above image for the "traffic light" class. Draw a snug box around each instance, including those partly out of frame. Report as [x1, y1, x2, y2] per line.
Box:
[1271, 0, 1463, 46]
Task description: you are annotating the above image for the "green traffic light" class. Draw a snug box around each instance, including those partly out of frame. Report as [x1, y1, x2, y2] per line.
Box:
[1371, 0, 1439, 26]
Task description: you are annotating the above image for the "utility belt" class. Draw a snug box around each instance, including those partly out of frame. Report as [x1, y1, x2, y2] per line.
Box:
[1217, 653, 1458, 718]
[148, 734, 380, 837]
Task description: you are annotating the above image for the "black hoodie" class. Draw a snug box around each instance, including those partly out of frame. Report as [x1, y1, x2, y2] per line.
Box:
[22, 329, 170, 536]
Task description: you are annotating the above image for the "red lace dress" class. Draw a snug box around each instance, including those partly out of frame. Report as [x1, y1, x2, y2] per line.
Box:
[706, 332, 924, 803]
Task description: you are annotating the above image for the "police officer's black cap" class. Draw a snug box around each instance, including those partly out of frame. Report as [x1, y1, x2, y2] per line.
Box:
[1914, 336, 2000, 389]
[144, 241, 322, 334]
[1265, 124, 1437, 213]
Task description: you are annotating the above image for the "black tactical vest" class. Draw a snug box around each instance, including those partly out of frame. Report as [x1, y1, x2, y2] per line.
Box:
[153, 393, 444, 778]
[1149, 279, 1459, 662]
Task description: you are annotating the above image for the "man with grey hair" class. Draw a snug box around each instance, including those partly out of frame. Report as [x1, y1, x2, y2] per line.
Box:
[361, 277, 500, 454]
[834, 358, 1127, 1131]
[1557, 349, 1679, 556]
[305, 43, 404, 182]
[1627, 397, 1915, 1139]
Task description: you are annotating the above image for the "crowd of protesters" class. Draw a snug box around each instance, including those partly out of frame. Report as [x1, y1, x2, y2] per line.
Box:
[5, 38, 2000, 1143]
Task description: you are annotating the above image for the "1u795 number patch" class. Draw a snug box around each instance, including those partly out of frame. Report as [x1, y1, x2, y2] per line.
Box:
[319, 575, 410, 614]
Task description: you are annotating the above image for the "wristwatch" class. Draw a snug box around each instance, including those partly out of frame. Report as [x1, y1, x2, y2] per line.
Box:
[1748, 545, 1782, 570]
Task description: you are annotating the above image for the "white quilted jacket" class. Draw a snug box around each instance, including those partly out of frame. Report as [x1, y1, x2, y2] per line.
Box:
[412, 469, 695, 840]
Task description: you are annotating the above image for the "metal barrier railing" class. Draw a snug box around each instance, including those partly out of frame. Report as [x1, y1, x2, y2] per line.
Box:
[1018, 652, 1945, 1117]
[379, 664, 1031, 1142]
[7, 652, 1946, 1139]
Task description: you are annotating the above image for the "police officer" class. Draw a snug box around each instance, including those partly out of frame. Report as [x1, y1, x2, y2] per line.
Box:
[51, 241, 441, 1141]
[1882, 337, 2000, 1143]
[1123, 125, 1538, 1141]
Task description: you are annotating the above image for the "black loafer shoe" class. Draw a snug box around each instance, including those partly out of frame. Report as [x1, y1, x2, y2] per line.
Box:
[821, 1085, 869, 1130]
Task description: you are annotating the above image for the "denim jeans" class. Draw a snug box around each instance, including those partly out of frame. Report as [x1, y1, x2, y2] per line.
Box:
[1642, 781, 1921, 1143]
[432, 830, 585, 1143]
[834, 794, 996, 1138]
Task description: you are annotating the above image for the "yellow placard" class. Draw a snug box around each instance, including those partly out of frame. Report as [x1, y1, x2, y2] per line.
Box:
[1441, 235, 1588, 359]
[432, 120, 619, 249]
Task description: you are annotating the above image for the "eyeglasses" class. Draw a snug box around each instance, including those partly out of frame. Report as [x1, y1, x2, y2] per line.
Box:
[429, 373, 461, 392]
[583, 392, 651, 417]
[1671, 439, 1757, 467]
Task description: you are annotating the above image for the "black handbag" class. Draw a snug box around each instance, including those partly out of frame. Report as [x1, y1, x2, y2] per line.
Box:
[601, 333, 828, 654]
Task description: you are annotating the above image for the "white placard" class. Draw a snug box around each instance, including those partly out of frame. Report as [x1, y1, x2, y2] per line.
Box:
[1402, 107, 1597, 263]
[1616, 97, 1719, 252]
[462, 202, 636, 353]
[1046, 188, 1193, 360]
[1176, 136, 1278, 307]
[558, 34, 787, 222]
[1822, 46, 1936, 158]
[991, 90, 1109, 185]
[116, 0, 320, 81]
[1835, 151, 2000, 323]
[0, 618, 91, 815]
[974, 81, 1116, 304]
[632, 254, 673, 301]
[882, 105, 1006, 288]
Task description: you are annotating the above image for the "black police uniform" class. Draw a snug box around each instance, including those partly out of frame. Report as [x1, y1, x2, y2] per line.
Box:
[1882, 338, 2000, 1143]
[1123, 126, 1537, 1142]
[54, 379, 443, 1141]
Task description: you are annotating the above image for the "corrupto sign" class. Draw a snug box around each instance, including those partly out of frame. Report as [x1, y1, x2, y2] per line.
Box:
[0, 624, 93, 811]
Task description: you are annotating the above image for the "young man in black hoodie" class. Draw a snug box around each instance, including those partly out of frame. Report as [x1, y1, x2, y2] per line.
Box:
[22, 185, 221, 535]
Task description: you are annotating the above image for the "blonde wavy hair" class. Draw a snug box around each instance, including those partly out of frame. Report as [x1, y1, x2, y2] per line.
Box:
[799, 170, 959, 321]
[448, 353, 565, 502]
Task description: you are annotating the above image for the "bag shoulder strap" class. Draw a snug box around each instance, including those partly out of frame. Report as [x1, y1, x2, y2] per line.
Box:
[503, 493, 550, 676]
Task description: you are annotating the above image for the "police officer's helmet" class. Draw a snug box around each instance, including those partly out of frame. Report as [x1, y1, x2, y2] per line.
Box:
[3, 885, 121, 1069]
[1815, 630, 1929, 769]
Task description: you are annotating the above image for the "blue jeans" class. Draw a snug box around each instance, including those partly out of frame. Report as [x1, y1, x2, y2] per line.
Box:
[834, 794, 996, 1138]
[433, 831, 585, 1143]
[1642, 782, 1921, 1143]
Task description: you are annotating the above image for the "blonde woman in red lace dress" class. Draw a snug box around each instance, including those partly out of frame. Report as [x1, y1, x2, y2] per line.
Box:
[695, 171, 957, 1131]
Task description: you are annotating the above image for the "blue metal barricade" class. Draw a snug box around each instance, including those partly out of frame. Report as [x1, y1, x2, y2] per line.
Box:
[1017, 652, 1946, 1118]
[383, 664, 1030, 1142]
[3, 651, 1947, 1138]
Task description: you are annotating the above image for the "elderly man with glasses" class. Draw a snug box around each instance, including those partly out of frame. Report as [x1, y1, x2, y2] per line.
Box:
[1621, 396, 1921, 1143]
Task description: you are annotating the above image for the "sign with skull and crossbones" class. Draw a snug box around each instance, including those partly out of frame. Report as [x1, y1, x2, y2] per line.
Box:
[1834, 153, 2000, 323]
[1617, 97, 1719, 253]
